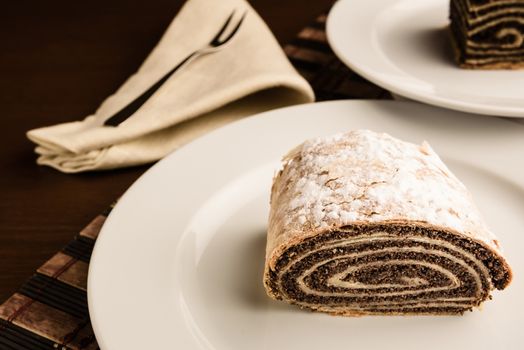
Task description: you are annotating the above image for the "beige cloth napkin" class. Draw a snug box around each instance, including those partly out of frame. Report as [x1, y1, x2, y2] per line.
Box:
[27, 0, 314, 173]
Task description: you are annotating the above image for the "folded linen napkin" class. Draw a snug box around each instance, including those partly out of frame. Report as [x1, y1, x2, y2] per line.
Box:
[27, 0, 314, 173]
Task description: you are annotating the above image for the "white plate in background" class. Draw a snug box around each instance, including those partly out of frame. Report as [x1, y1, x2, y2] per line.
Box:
[326, 0, 524, 117]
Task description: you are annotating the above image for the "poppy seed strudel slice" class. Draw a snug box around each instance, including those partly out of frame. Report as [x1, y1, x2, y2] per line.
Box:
[263, 130, 512, 316]
[450, 0, 524, 69]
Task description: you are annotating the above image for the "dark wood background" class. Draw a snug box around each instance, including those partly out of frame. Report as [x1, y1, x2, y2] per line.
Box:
[0, 0, 329, 302]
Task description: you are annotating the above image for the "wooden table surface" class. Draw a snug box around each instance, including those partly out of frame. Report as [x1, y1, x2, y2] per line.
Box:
[0, 0, 329, 302]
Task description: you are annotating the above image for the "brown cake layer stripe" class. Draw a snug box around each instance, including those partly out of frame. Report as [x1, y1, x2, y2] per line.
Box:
[450, 3, 524, 48]
[460, 0, 524, 14]
[265, 224, 509, 316]
[450, 0, 524, 67]
[453, 1, 524, 23]
[79, 215, 106, 240]
[0, 294, 96, 349]
[37, 252, 89, 291]
[451, 7, 524, 49]
[451, 3, 524, 47]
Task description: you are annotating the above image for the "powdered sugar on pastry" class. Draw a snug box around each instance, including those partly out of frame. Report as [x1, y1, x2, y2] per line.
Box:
[267, 130, 499, 258]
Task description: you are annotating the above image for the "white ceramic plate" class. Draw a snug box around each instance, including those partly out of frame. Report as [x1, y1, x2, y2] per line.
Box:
[326, 0, 524, 118]
[88, 101, 524, 349]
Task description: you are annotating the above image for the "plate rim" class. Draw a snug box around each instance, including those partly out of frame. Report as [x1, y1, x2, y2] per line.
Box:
[325, 0, 524, 118]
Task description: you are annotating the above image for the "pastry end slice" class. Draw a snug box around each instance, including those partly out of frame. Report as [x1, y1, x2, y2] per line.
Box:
[449, 0, 524, 69]
[264, 130, 512, 316]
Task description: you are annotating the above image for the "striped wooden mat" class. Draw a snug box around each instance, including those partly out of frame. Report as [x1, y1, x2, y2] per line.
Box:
[0, 12, 389, 350]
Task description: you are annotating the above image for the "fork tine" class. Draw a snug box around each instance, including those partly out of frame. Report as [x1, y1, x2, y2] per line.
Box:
[210, 10, 236, 45]
[215, 11, 247, 45]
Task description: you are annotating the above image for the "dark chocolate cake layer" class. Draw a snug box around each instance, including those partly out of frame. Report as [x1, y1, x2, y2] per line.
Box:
[450, 0, 524, 68]
[266, 224, 510, 315]
[263, 131, 512, 316]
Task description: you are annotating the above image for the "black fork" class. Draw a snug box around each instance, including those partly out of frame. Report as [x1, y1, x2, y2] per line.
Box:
[104, 10, 247, 127]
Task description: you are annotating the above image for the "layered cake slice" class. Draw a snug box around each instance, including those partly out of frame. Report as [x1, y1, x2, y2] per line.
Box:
[263, 130, 512, 316]
[450, 0, 524, 68]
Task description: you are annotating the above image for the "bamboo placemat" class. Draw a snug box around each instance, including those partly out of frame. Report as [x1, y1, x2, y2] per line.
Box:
[0, 12, 390, 350]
